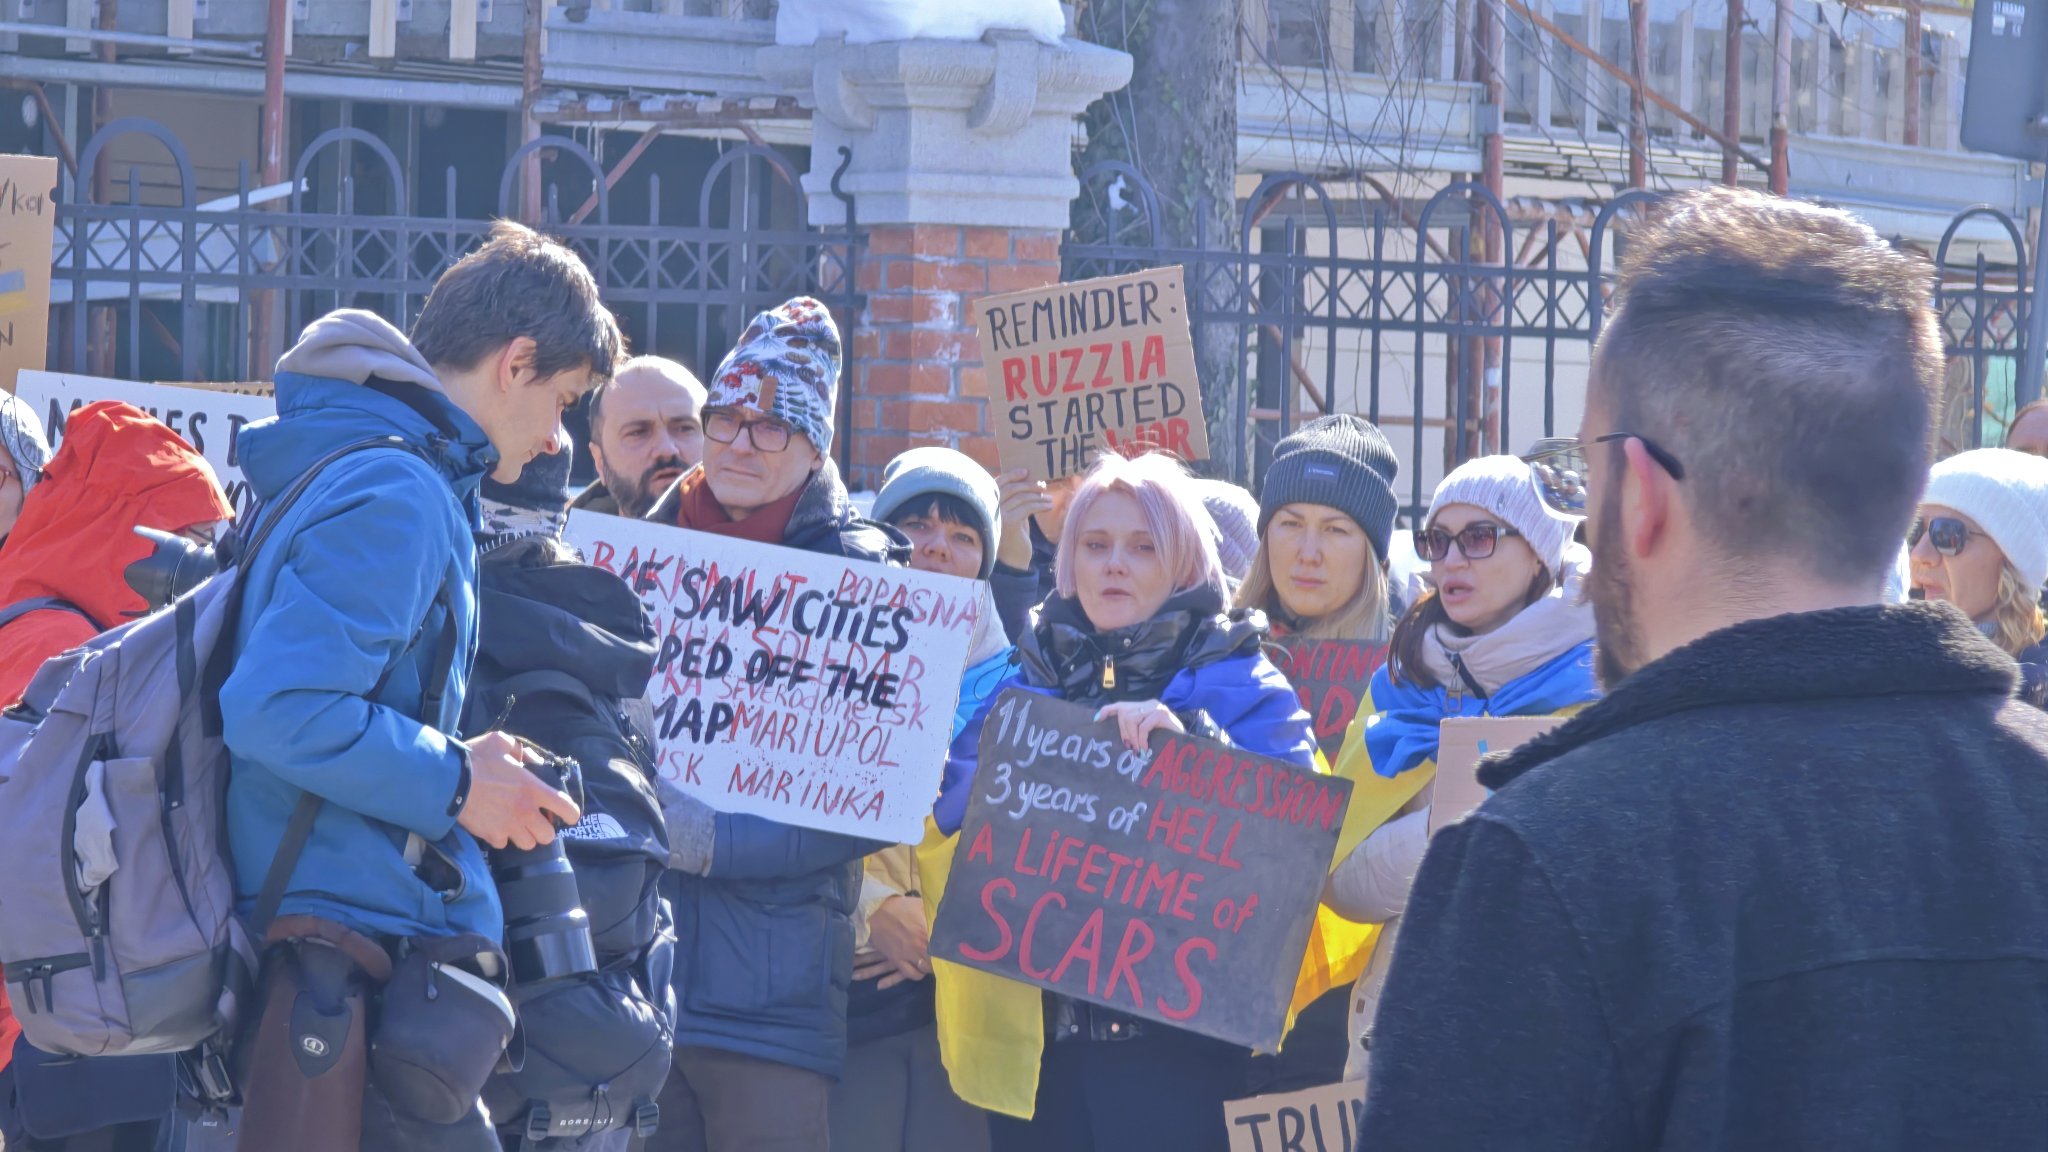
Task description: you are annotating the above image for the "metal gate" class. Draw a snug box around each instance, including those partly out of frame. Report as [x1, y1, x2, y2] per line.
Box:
[1064, 163, 2036, 503]
[47, 117, 862, 464]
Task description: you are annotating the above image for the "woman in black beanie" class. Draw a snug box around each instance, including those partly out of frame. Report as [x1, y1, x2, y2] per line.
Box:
[1234, 415, 1401, 643]
[1233, 414, 1401, 1094]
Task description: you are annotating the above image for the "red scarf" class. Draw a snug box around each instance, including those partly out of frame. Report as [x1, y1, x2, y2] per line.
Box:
[673, 467, 804, 544]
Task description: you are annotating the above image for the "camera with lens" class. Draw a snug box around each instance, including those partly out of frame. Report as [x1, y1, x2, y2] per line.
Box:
[124, 527, 220, 615]
[490, 746, 598, 987]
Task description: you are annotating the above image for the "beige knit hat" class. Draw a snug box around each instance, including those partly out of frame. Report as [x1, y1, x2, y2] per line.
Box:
[1426, 454, 1582, 577]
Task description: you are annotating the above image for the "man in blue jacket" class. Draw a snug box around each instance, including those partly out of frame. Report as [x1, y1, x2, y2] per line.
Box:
[221, 221, 623, 1149]
[642, 299, 901, 1152]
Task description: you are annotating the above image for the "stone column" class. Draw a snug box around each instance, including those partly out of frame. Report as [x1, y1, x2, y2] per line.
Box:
[760, 32, 1133, 485]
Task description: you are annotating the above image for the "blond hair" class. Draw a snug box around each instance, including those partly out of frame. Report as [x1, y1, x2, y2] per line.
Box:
[1988, 561, 2048, 659]
[1234, 537, 1391, 643]
[1055, 453, 1225, 602]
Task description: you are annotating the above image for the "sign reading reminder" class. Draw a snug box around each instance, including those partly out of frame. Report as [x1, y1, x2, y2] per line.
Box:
[975, 267, 1212, 481]
[565, 510, 977, 844]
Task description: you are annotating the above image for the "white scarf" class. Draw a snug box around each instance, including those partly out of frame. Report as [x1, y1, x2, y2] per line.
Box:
[1419, 542, 1595, 697]
[966, 583, 1011, 666]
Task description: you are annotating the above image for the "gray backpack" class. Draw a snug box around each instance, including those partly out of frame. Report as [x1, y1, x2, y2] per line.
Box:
[0, 437, 432, 1085]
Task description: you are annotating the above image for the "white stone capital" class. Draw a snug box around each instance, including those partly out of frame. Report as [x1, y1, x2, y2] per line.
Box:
[758, 32, 1132, 231]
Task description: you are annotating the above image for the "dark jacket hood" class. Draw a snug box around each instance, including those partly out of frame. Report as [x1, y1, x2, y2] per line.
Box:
[476, 535, 656, 701]
[1019, 584, 1269, 704]
[1482, 602, 2017, 791]
[647, 459, 909, 564]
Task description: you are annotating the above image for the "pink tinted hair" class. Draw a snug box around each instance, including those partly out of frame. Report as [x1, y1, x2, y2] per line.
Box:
[1055, 453, 1226, 602]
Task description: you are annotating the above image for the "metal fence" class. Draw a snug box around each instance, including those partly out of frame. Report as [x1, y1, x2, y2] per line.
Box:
[1063, 164, 2037, 504]
[47, 116, 862, 469]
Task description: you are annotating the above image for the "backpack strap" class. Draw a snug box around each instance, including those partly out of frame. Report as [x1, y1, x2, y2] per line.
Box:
[0, 596, 103, 635]
[202, 435, 433, 739]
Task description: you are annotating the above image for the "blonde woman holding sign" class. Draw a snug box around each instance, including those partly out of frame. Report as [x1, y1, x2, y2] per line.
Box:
[920, 451, 1315, 1152]
[1322, 455, 1599, 1079]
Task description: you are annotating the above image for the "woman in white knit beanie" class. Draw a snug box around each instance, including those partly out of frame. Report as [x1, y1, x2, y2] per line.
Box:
[1322, 454, 1599, 1081]
[1912, 447, 2048, 705]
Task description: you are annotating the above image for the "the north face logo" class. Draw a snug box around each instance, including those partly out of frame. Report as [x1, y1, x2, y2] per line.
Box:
[562, 813, 627, 842]
[1303, 463, 1340, 482]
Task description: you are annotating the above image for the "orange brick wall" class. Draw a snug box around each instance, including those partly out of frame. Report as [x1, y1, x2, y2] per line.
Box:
[845, 224, 1065, 487]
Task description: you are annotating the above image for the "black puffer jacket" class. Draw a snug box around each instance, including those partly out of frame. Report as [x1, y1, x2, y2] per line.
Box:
[463, 535, 676, 1144]
[648, 462, 912, 1080]
[463, 534, 671, 962]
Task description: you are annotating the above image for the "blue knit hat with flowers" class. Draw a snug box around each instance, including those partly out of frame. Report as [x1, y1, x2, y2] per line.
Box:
[706, 297, 842, 456]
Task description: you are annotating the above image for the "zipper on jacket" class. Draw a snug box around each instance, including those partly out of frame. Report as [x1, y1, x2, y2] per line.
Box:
[9, 953, 90, 1015]
[1101, 655, 1117, 690]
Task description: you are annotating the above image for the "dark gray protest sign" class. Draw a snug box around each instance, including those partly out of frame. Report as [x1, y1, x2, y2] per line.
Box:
[929, 689, 1350, 1051]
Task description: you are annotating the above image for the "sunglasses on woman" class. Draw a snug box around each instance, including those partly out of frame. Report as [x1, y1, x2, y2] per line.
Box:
[1416, 523, 1522, 562]
[1909, 516, 1975, 557]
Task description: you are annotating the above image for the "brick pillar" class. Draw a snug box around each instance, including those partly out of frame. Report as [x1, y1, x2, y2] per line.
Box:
[759, 32, 1133, 488]
[847, 224, 1065, 483]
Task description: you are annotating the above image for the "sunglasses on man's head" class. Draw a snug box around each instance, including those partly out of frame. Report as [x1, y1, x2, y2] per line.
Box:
[1416, 523, 1521, 562]
[1522, 433, 1685, 517]
[1909, 516, 1975, 557]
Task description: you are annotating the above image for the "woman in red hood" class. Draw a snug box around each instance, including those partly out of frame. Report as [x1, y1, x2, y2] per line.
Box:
[0, 400, 233, 1090]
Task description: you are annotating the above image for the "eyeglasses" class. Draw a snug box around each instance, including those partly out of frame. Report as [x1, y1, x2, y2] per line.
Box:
[1416, 523, 1522, 562]
[1523, 433, 1686, 516]
[702, 409, 794, 453]
[1909, 515, 1975, 557]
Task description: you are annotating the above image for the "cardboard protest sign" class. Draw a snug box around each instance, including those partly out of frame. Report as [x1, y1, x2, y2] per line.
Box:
[930, 690, 1351, 1051]
[0, 156, 59, 395]
[1275, 641, 1388, 760]
[564, 510, 978, 844]
[974, 267, 1211, 481]
[15, 371, 277, 518]
[1225, 1080, 1368, 1152]
[1428, 715, 1564, 836]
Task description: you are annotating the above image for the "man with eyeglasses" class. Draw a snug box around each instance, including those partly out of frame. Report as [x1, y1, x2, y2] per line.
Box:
[643, 298, 903, 1152]
[1360, 188, 2048, 1151]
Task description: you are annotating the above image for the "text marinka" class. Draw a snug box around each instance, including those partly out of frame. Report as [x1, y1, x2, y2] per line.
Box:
[588, 539, 978, 824]
[952, 695, 1345, 1024]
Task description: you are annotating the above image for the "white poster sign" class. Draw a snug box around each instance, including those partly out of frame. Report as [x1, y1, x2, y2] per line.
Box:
[564, 510, 979, 843]
[15, 371, 275, 518]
